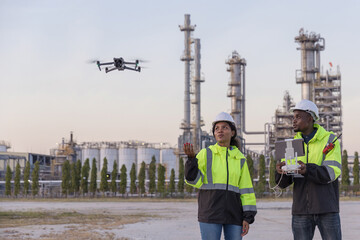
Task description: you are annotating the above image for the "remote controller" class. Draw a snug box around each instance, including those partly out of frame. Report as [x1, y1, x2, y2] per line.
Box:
[281, 164, 300, 172]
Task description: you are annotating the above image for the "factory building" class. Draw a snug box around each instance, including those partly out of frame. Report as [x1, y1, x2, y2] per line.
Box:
[50, 134, 178, 183]
[0, 140, 53, 180]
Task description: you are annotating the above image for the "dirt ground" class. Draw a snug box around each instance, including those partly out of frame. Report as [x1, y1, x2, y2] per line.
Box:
[0, 199, 359, 240]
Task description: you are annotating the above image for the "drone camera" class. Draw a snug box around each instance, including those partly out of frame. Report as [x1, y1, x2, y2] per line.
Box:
[96, 57, 142, 73]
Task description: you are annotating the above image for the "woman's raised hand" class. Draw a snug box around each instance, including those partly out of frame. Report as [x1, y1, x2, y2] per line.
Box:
[183, 143, 196, 158]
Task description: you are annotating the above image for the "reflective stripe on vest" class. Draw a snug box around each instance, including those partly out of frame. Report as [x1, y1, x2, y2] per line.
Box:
[186, 167, 203, 185]
[243, 205, 257, 211]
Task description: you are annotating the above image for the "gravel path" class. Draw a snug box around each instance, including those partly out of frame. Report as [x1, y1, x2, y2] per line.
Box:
[1, 200, 359, 239]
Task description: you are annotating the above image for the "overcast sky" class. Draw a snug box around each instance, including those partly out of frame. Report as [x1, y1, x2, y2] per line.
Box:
[1, 0, 359, 155]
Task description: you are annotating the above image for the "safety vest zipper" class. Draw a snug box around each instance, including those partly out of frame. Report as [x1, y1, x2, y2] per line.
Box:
[305, 143, 309, 213]
[226, 148, 229, 200]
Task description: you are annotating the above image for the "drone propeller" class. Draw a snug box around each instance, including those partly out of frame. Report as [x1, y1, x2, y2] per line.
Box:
[129, 58, 149, 63]
[86, 59, 101, 64]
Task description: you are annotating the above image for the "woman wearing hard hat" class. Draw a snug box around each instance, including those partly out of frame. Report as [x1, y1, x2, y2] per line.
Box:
[184, 112, 257, 240]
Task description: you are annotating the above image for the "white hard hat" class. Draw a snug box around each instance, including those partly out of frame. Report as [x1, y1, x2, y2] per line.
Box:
[212, 112, 235, 126]
[290, 99, 319, 121]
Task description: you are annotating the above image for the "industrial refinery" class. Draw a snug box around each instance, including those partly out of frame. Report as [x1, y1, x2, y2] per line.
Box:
[0, 14, 342, 194]
[48, 132, 177, 180]
[177, 14, 342, 161]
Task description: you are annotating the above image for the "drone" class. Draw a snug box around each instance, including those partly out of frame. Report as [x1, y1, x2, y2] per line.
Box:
[96, 57, 141, 73]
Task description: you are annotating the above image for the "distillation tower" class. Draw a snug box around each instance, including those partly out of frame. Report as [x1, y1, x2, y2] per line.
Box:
[226, 51, 265, 154]
[295, 28, 342, 137]
[226, 51, 246, 140]
[178, 14, 195, 148]
[295, 28, 325, 101]
[273, 91, 295, 142]
[178, 14, 208, 153]
[192, 38, 205, 150]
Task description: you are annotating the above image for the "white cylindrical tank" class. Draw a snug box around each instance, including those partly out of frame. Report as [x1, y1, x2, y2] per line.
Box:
[118, 147, 137, 181]
[0, 145, 7, 152]
[0, 141, 10, 152]
[160, 148, 176, 180]
[100, 146, 118, 172]
[82, 147, 100, 169]
[137, 147, 160, 175]
[75, 148, 82, 162]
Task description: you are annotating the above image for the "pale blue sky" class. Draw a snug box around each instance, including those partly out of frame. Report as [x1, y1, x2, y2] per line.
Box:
[1, 0, 359, 155]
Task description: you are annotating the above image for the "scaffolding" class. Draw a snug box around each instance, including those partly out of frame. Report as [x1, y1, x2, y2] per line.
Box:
[315, 67, 342, 137]
[295, 28, 342, 139]
[273, 91, 295, 141]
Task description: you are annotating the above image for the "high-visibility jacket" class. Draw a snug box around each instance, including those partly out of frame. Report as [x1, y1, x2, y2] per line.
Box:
[185, 143, 257, 225]
[276, 124, 342, 214]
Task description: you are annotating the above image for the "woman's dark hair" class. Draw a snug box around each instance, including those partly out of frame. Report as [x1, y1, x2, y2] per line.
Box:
[212, 121, 240, 149]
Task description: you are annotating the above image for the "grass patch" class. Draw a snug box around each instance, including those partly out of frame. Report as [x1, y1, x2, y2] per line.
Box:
[0, 210, 158, 228]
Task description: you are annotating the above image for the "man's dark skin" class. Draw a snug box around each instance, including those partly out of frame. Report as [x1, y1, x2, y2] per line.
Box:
[276, 110, 314, 175]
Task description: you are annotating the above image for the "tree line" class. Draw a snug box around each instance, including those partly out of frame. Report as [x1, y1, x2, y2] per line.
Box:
[59, 156, 185, 197]
[250, 150, 360, 197]
[3, 156, 187, 198]
[3, 150, 360, 197]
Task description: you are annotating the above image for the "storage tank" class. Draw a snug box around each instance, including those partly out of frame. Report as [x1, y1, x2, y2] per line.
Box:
[160, 148, 177, 179]
[75, 147, 82, 162]
[0, 145, 7, 152]
[137, 146, 160, 175]
[118, 147, 137, 181]
[0, 141, 10, 152]
[82, 145, 100, 169]
[100, 144, 118, 172]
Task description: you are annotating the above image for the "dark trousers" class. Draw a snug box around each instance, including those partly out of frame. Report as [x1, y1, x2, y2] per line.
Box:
[292, 213, 341, 240]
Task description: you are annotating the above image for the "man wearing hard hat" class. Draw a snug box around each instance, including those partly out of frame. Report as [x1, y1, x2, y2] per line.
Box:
[275, 99, 342, 240]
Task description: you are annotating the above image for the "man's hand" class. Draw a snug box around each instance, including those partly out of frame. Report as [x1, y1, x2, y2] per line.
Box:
[276, 161, 286, 174]
[183, 143, 196, 158]
[241, 220, 249, 237]
[297, 161, 306, 174]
